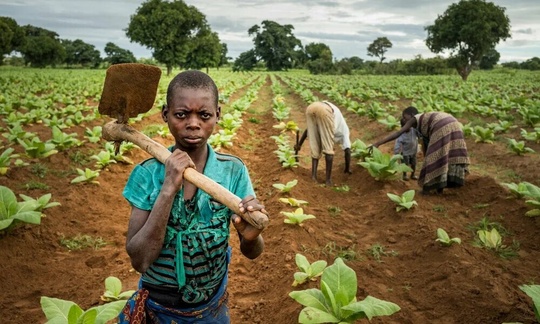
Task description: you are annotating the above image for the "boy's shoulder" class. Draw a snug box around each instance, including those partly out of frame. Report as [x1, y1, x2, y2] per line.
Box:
[214, 151, 246, 166]
[139, 157, 162, 169]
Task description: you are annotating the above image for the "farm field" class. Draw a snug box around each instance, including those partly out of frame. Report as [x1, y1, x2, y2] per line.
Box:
[1, 67, 540, 323]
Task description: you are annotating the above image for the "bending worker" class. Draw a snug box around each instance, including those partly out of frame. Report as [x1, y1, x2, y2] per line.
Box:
[294, 101, 352, 186]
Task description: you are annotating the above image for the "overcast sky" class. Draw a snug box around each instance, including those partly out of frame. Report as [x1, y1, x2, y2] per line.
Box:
[1, 0, 538, 62]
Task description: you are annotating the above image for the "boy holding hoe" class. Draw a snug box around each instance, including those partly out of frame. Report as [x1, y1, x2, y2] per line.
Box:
[119, 70, 268, 323]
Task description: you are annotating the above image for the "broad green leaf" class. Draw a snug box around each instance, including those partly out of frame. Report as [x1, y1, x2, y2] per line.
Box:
[0, 185, 17, 218]
[104, 276, 122, 297]
[12, 210, 42, 224]
[342, 295, 401, 320]
[295, 254, 311, 273]
[310, 260, 328, 277]
[298, 307, 340, 323]
[289, 289, 330, 312]
[294, 272, 310, 286]
[519, 285, 540, 321]
[436, 228, 450, 242]
[386, 193, 402, 204]
[67, 304, 84, 323]
[93, 300, 127, 324]
[525, 209, 540, 217]
[40, 296, 77, 322]
[402, 189, 415, 201]
[321, 258, 356, 313]
[78, 308, 97, 324]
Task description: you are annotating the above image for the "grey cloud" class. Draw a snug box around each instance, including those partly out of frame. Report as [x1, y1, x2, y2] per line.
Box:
[515, 28, 534, 35]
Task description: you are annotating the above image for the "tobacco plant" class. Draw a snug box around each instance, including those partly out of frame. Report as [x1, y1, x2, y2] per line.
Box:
[282, 208, 316, 225]
[18, 137, 58, 158]
[19, 193, 60, 213]
[0, 185, 42, 231]
[0, 147, 20, 175]
[289, 258, 400, 323]
[41, 296, 126, 324]
[359, 147, 412, 181]
[387, 190, 418, 212]
[71, 168, 100, 185]
[101, 276, 135, 302]
[91, 151, 117, 169]
[84, 126, 103, 143]
[50, 126, 83, 150]
[435, 228, 461, 246]
[507, 138, 534, 155]
[521, 128, 540, 143]
[472, 126, 495, 143]
[279, 197, 308, 207]
[350, 139, 370, 161]
[273, 179, 298, 193]
[292, 254, 327, 287]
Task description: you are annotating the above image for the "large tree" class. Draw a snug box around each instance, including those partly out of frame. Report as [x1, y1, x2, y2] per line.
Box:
[479, 48, 500, 70]
[18, 25, 65, 67]
[218, 42, 229, 69]
[104, 42, 136, 65]
[232, 49, 257, 72]
[248, 20, 302, 71]
[0, 17, 24, 61]
[367, 37, 392, 63]
[126, 0, 208, 75]
[425, 0, 511, 80]
[62, 39, 101, 68]
[304, 42, 333, 74]
[184, 27, 222, 74]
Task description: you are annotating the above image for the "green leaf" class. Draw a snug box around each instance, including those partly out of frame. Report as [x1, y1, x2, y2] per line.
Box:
[295, 254, 310, 273]
[342, 295, 401, 320]
[40, 296, 77, 322]
[386, 193, 402, 204]
[298, 307, 340, 323]
[310, 260, 328, 277]
[321, 258, 357, 312]
[519, 285, 540, 321]
[402, 189, 415, 201]
[289, 289, 330, 312]
[78, 308, 97, 324]
[436, 228, 450, 242]
[104, 276, 122, 297]
[294, 272, 310, 286]
[525, 209, 540, 217]
[67, 304, 84, 323]
[93, 300, 127, 324]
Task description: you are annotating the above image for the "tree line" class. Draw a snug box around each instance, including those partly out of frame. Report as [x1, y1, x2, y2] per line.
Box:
[1, 0, 539, 79]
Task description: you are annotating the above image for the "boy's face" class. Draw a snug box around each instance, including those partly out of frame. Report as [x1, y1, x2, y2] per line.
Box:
[162, 87, 220, 151]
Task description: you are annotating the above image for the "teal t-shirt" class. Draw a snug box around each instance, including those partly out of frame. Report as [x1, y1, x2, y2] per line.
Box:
[123, 145, 254, 304]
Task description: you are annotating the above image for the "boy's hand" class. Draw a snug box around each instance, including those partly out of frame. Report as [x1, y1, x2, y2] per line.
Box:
[163, 149, 195, 192]
[232, 195, 267, 241]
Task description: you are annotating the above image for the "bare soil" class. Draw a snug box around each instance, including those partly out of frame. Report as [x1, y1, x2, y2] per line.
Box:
[1, 75, 539, 324]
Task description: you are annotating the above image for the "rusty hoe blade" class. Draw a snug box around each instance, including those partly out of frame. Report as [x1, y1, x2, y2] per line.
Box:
[98, 63, 162, 124]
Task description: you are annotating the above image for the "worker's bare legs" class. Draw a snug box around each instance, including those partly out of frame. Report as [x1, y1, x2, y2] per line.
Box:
[311, 158, 319, 182]
[325, 154, 333, 186]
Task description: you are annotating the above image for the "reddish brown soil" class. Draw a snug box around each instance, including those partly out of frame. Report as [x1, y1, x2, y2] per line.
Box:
[1, 75, 540, 324]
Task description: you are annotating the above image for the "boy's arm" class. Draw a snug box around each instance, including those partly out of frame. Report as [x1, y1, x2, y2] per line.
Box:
[233, 195, 266, 259]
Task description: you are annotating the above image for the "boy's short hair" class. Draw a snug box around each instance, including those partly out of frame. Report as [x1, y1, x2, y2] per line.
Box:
[403, 106, 419, 117]
[167, 70, 219, 108]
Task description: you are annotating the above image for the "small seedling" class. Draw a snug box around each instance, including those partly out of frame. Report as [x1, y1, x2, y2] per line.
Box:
[91, 151, 117, 169]
[291, 253, 327, 287]
[435, 228, 461, 246]
[327, 206, 342, 217]
[477, 228, 502, 250]
[501, 182, 531, 199]
[367, 243, 398, 263]
[273, 179, 298, 193]
[0, 185, 42, 231]
[332, 185, 350, 192]
[71, 168, 100, 185]
[101, 276, 136, 302]
[19, 193, 60, 213]
[279, 197, 308, 207]
[41, 296, 126, 324]
[387, 190, 418, 212]
[282, 208, 316, 225]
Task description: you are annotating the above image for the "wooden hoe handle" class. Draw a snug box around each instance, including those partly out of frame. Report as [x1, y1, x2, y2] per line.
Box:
[103, 121, 269, 230]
